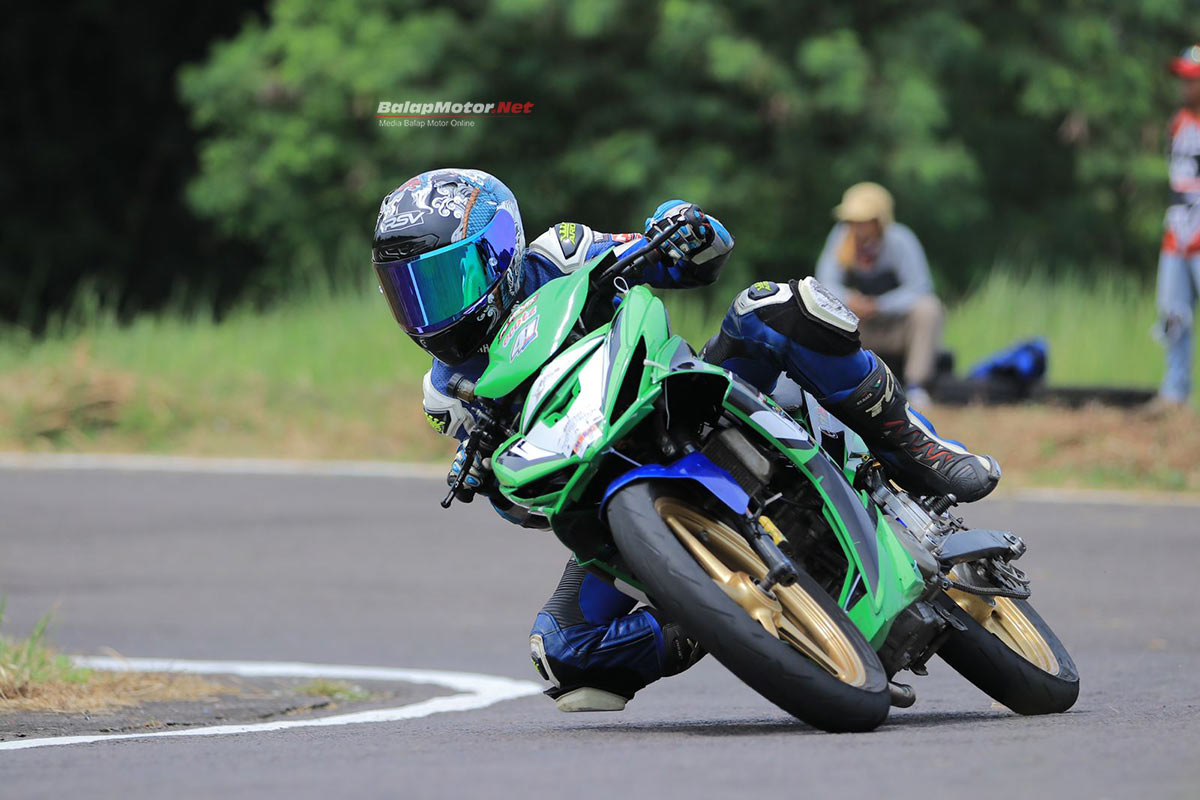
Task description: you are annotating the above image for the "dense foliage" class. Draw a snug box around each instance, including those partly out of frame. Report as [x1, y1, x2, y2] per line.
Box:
[4, 1, 1195, 324]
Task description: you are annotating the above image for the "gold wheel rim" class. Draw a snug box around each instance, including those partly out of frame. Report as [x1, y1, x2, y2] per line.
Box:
[946, 577, 1060, 675]
[654, 498, 868, 688]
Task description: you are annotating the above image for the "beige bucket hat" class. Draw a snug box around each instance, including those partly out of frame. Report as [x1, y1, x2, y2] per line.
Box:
[833, 182, 894, 227]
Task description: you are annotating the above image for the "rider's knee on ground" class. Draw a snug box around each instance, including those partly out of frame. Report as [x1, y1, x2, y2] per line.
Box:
[528, 559, 664, 699]
[529, 612, 659, 700]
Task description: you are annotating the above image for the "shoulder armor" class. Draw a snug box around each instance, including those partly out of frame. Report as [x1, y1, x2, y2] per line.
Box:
[733, 280, 793, 316]
[528, 222, 597, 274]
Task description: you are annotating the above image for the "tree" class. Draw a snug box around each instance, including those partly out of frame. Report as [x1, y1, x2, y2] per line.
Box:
[173, 0, 1195, 303]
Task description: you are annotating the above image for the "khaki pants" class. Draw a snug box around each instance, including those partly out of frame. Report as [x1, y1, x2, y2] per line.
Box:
[859, 295, 944, 388]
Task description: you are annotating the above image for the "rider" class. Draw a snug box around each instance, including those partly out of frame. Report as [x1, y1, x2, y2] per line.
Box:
[372, 168, 1001, 713]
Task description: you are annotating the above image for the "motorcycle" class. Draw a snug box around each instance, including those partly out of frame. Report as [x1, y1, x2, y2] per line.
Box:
[440, 208, 1079, 732]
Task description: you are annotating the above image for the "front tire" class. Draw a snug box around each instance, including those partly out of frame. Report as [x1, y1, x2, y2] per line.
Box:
[606, 481, 891, 732]
[935, 590, 1079, 715]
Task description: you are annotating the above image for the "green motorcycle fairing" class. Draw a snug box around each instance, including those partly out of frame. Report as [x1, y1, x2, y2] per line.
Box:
[719, 378, 923, 645]
[480, 253, 922, 648]
[475, 265, 595, 400]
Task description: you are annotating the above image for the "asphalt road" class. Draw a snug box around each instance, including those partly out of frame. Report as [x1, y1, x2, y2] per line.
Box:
[0, 466, 1197, 799]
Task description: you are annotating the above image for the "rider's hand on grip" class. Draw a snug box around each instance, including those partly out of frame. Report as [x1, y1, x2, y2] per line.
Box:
[447, 439, 489, 502]
[648, 204, 715, 264]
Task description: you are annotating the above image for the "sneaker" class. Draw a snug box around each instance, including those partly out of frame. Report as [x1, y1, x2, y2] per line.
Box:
[825, 359, 1001, 502]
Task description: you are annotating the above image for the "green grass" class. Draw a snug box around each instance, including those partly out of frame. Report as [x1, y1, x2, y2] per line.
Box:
[0, 603, 92, 698]
[942, 271, 1165, 388]
[296, 679, 370, 703]
[0, 287, 446, 458]
[0, 269, 1191, 457]
[0, 289, 427, 401]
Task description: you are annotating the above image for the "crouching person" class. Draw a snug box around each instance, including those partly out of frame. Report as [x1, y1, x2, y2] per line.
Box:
[815, 182, 944, 406]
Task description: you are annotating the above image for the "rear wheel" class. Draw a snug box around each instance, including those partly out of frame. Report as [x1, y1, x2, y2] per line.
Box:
[606, 481, 891, 732]
[936, 586, 1079, 715]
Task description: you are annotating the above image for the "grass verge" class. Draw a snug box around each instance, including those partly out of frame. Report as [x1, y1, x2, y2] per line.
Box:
[0, 270, 1195, 491]
[296, 679, 370, 703]
[0, 607, 234, 713]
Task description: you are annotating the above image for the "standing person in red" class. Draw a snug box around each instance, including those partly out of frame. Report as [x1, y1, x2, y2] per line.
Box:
[1154, 45, 1200, 409]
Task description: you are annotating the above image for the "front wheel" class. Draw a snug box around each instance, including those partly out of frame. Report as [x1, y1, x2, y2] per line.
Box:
[606, 481, 891, 732]
[935, 588, 1079, 715]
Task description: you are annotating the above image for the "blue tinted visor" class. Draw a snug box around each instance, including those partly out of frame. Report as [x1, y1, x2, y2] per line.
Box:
[374, 209, 517, 335]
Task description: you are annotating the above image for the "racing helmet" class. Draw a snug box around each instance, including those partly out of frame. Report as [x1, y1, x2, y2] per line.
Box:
[372, 169, 525, 364]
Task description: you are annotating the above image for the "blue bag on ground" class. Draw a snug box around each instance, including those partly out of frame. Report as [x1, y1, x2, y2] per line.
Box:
[968, 337, 1048, 387]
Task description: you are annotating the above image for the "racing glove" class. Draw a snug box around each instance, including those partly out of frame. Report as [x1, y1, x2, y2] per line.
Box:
[645, 201, 733, 266]
[447, 440, 490, 501]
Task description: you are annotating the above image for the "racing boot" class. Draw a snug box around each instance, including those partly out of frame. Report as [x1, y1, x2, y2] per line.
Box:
[824, 358, 1001, 502]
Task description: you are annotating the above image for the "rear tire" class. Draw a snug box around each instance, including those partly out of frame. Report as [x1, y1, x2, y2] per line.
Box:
[606, 481, 891, 732]
[935, 591, 1079, 715]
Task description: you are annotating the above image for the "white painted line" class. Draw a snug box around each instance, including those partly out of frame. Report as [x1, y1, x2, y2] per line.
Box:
[0, 656, 542, 752]
[0, 452, 444, 480]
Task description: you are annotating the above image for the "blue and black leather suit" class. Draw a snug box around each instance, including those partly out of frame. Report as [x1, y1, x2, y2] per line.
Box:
[420, 201, 894, 701]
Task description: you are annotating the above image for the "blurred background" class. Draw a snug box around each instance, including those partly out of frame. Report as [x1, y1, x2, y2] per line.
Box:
[1, 0, 1196, 490]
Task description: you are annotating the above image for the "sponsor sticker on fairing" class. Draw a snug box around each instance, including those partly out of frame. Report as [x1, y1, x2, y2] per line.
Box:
[561, 408, 604, 457]
[510, 317, 539, 358]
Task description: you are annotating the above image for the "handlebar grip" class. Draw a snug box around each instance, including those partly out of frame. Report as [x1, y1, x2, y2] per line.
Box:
[447, 374, 477, 404]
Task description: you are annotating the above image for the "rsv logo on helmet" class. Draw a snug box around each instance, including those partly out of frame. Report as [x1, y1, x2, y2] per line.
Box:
[378, 209, 427, 233]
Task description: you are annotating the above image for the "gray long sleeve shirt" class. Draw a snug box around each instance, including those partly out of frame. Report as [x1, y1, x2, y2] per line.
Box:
[814, 222, 934, 315]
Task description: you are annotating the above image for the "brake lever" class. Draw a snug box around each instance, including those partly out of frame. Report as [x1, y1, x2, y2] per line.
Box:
[441, 430, 481, 509]
[440, 375, 513, 510]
